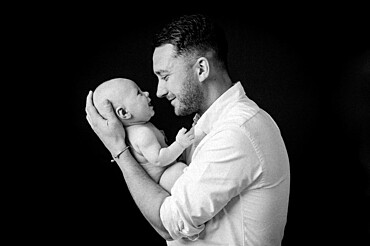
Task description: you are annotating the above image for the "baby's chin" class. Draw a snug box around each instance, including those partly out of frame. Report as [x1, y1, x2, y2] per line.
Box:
[150, 107, 155, 117]
[143, 110, 155, 122]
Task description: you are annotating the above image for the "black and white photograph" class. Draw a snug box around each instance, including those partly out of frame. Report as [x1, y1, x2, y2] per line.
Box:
[13, 3, 369, 245]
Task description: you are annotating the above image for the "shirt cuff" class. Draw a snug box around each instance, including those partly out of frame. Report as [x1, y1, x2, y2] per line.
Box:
[160, 196, 204, 241]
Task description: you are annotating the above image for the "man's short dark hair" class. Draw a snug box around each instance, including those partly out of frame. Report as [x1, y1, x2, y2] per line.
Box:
[153, 14, 229, 70]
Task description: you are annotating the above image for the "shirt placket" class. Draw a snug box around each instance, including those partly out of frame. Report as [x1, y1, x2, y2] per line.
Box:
[189, 114, 207, 161]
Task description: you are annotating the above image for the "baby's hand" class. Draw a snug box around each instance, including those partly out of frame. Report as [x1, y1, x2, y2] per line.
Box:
[175, 127, 195, 148]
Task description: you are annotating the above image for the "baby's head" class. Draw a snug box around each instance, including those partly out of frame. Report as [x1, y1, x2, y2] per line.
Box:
[93, 78, 154, 126]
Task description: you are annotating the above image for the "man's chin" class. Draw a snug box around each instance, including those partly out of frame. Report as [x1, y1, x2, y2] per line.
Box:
[174, 107, 193, 117]
[174, 107, 183, 116]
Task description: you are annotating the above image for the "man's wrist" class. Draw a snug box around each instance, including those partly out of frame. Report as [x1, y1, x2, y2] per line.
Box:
[110, 146, 130, 163]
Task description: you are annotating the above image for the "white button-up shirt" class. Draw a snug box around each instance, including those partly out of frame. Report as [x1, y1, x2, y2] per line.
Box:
[160, 82, 290, 245]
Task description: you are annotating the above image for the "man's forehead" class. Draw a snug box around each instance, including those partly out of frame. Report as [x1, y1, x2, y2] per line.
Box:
[153, 44, 176, 74]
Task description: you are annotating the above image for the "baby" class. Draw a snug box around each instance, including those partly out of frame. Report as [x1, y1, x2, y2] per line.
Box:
[93, 78, 194, 192]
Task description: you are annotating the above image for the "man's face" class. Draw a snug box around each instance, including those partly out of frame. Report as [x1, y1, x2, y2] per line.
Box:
[153, 44, 203, 116]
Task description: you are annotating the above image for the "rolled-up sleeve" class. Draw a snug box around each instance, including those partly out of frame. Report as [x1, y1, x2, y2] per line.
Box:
[160, 127, 263, 240]
[160, 195, 205, 240]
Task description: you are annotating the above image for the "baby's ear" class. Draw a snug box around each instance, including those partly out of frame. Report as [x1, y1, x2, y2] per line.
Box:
[116, 107, 132, 120]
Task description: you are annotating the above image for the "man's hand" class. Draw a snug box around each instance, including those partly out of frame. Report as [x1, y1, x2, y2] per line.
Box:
[85, 90, 127, 156]
[175, 127, 195, 149]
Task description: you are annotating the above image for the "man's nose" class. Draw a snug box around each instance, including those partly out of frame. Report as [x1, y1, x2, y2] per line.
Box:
[156, 80, 168, 98]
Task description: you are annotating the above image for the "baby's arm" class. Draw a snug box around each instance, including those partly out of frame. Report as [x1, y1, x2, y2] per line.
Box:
[138, 127, 194, 167]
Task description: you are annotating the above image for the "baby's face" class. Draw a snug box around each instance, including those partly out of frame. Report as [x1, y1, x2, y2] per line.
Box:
[124, 81, 155, 123]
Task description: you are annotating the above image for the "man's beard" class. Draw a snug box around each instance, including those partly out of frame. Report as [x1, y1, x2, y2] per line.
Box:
[175, 76, 203, 116]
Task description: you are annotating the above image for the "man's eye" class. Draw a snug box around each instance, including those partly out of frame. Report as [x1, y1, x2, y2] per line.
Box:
[162, 75, 169, 81]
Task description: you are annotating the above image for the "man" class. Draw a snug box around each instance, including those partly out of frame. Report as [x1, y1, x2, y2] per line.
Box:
[86, 14, 290, 245]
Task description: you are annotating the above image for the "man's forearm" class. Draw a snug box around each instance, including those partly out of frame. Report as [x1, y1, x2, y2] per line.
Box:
[115, 149, 173, 241]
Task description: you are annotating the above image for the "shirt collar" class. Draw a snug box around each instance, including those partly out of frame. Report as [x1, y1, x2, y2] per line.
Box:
[195, 82, 249, 135]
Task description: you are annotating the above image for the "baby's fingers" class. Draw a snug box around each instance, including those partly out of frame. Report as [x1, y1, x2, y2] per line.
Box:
[185, 127, 194, 136]
[178, 127, 187, 135]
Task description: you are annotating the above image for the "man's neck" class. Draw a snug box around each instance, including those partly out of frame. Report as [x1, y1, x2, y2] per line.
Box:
[199, 73, 233, 116]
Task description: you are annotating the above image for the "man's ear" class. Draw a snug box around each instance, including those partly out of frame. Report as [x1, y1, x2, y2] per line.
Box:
[196, 57, 209, 82]
[116, 107, 132, 120]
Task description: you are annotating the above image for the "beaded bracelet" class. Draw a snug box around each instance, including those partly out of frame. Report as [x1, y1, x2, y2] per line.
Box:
[110, 146, 130, 163]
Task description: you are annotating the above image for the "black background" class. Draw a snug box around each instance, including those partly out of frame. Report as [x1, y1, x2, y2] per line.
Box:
[13, 3, 369, 245]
